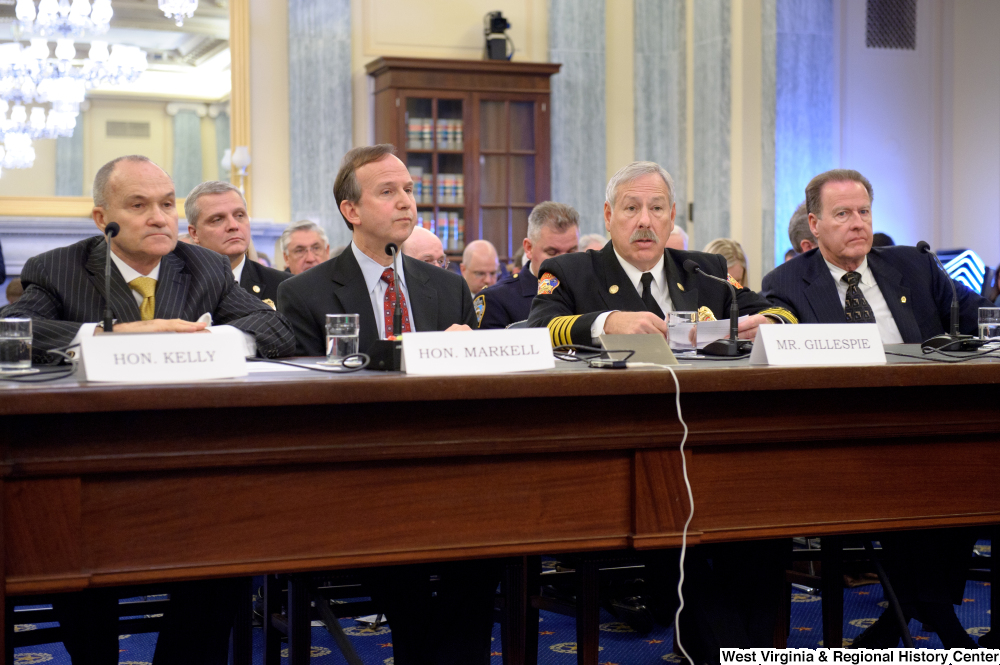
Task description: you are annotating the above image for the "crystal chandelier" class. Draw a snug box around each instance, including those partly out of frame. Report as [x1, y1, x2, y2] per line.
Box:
[158, 0, 198, 27]
[13, 0, 113, 40]
[2, 131, 37, 169]
[0, 35, 146, 169]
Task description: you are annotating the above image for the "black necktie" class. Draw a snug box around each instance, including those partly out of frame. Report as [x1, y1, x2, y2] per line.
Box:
[640, 272, 665, 319]
[842, 271, 875, 323]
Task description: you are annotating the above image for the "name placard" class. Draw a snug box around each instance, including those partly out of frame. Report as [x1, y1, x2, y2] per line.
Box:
[401, 328, 554, 376]
[80, 331, 248, 382]
[749, 323, 885, 366]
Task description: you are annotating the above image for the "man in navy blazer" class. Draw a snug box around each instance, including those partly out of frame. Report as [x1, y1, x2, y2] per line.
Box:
[761, 168, 991, 343]
[761, 168, 988, 649]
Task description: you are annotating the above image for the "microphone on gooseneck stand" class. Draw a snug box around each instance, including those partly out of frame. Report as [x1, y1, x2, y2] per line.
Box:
[916, 241, 979, 351]
[682, 260, 753, 356]
[102, 222, 120, 333]
[384, 243, 403, 337]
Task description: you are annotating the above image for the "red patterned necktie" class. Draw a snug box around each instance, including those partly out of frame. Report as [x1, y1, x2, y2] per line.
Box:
[381, 268, 412, 336]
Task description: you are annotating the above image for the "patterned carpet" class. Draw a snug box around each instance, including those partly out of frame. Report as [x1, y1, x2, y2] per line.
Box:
[12, 544, 993, 664]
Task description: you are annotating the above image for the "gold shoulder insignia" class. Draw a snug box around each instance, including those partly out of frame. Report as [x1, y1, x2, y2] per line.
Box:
[537, 272, 560, 295]
[727, 274, 743, 289]
[263, 298, 276, 310]
[473, 294, 486, 325]
[697, 306, 716, 322]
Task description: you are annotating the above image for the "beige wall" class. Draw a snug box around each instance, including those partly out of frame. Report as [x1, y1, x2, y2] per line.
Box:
[0, 137, 57, 197]
[85, 100, 173, 196]
[350, 0, 549, 146]
[248, 0, 291, 223]
[606, 0, 635, 183]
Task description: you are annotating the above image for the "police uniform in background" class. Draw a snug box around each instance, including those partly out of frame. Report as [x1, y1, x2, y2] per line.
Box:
[237, 256, 291, 309]
[475, 261, 538, 329]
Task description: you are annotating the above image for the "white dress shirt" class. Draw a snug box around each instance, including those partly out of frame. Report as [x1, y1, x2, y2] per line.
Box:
[825, 256, 904, 345]
[232, 255, 246, 283]
[351, 242, 417, 339]
[591, 249, 674, 340]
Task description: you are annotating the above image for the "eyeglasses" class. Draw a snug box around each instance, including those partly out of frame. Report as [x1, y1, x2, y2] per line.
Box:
[288, 244, 326, 259]
[425, 256, 449, 269]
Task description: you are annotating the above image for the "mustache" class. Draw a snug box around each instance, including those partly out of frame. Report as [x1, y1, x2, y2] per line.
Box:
[629, 228, 660, 243]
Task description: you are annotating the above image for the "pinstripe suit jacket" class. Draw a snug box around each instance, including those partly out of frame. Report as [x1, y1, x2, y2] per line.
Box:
[0, 236, 296, 360]
[760, 246, 992, 343]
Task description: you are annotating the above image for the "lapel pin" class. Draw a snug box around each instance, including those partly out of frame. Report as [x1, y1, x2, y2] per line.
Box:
[252, 285, 261, 293]
[609, 285, 619, 294]
[677, 283, 685, 292]
[900, 296, 906, 303]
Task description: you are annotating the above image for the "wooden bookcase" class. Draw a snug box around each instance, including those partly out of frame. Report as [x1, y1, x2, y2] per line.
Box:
[366, 57, 561, 262]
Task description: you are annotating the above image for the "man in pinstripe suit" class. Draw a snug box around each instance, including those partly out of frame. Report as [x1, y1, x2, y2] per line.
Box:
[0, 155, 293, 663]
[1, 155, 295, 363]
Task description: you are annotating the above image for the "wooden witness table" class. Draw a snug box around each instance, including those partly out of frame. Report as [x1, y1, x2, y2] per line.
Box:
[2, 349, 1000, 658]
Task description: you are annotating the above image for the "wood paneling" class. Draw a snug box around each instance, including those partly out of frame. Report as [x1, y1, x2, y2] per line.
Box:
[5, 479, 82, 579]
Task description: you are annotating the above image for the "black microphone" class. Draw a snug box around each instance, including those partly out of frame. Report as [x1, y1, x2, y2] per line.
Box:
[682, 260, 752, 356]
[385, 243, 403, 337]
[102, 222, 120, 333]
[916, 241, 978, 350]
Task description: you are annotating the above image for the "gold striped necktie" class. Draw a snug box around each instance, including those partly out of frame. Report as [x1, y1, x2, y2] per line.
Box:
[128, 277, 157, 321]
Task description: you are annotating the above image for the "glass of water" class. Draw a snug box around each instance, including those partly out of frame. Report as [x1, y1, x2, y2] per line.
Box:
[0, 317, 32, 372]
[323, 313, 360, 366]
[978, 307, 1000, 344]
[668, 311, 698, 357]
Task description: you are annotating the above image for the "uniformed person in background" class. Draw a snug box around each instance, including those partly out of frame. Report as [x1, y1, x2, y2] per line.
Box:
[476, 201, 580, 329]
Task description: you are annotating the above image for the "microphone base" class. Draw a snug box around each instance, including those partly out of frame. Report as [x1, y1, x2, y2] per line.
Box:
[701, 338, 753, 357]
[922, 334, 984, 352]
[367, 338, 402, 371]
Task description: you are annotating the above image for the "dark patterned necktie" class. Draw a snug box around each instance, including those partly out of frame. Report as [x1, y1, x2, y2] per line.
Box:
[842, 271, 875, 323]
[640, 272, 665, 319]
[381, 268, 412, 336]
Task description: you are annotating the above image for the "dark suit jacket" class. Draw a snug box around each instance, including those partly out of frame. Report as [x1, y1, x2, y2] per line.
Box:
[0, 238, 6, 284]
[760, 246, 991, 343]
[277, 245, 476, 356]
[476, 261, 538, 329]
[0, 236, 296, 360]
[240, 259, 291, 306]
[526, 242, 795, 346]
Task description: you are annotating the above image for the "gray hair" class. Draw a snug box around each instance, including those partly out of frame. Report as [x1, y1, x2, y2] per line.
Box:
[93, 155, 160, 208]
[578, 233, 607, 250]
[527, 201, 579, 241]
[605, 161, 675, 209]
[185, 180, 247, 228]
[280, 220, 330, 253]
[787, 202, 816, 253]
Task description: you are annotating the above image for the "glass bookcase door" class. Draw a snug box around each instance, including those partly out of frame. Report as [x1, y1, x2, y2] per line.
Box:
[476, 98, 542, 260]
[402, 94, 467, 255]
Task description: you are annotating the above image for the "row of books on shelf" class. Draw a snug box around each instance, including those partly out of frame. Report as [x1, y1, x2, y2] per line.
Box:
[407, 117, 465, 151]
[407, 167, 465, 205]
[417, 211, 465, 253]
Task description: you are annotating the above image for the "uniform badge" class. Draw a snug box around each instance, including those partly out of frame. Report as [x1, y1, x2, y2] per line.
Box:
[697, 307, 716, 322]
[537, 272, 560, 295]
[473, 294, 486, 324]
[677, 283, 685, 292]
[252, 285, 261, 293]
[900, 296, 907, 303]
[727, 274, 743, 289]
[263, 298, 276, 310]
[609, 285, 619, 294]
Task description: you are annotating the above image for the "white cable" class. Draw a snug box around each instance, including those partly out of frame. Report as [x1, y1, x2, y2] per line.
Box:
[665, 364, 695, 665]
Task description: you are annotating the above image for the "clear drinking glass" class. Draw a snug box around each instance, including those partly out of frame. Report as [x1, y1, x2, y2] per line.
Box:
[323, 313, 360, 366]
[668, 311, 698, 356]
[0, 317, 32, 372]
[978, 307, 1000, 343]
